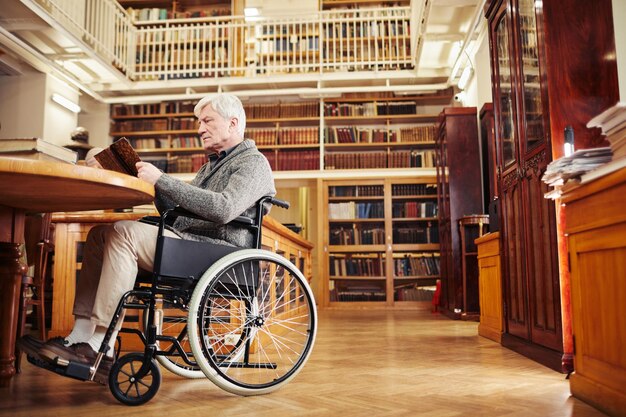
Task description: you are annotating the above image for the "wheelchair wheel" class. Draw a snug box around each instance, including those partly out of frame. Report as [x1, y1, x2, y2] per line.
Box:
[188, 249, 317, 396]
[109, 352, 162, 406]
[144, 301, 204, 379]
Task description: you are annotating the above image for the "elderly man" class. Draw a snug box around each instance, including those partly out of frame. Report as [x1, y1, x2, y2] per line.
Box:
[21, 93, 275, 384]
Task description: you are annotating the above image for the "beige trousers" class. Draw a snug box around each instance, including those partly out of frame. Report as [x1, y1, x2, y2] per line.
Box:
[73, 220, 179, 327]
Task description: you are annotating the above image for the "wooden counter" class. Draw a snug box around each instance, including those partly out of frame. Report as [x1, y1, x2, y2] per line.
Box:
[475, 232, 503, 343]
[49, 211, 314, 350]
[561, 167, 626, 417]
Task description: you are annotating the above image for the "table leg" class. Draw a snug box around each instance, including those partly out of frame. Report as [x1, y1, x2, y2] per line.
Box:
[0, 207, 26, 387]
[0, 242, 27, 387]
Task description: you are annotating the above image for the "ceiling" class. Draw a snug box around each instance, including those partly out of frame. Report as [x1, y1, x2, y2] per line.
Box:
[0, 0, 485, 103]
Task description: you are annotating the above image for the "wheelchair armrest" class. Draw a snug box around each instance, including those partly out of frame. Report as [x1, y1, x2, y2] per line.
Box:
[161, 207, 254, 228]
[230, 216, 254, 226]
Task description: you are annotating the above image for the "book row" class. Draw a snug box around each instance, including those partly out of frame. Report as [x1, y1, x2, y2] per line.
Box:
[324, 101, 418, 117]
[261, 150, 320, 171]
[393, 223, 439, 244]
[329, 288, 386, 302]
[325, 125, 438, 144]
[111, 102, 196, 117]
[394, 284, 435, 302]
[392, 183, 437, 196]
[324, 19, 410, 38]
[135, 48, 228, 67]
[329, 185, 384, 198]
[393, 253, 440, 277]
[328, 201, 385, 219]
[391, 201, 438, 218]
[243, 102, 319, 119]
[329, 225, 385, 245]
[247, 127, 319, 146]
[325, 149, 436, 169]
[329, 255, 384, 277]
[139, 154, 207, 174]
[127, 136, 201, 149]
[126, 7, 230, 22]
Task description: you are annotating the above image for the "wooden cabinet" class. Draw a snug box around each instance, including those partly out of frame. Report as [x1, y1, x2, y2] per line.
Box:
[434, 107, 483, 317]
[49, 211, 313, 351]
[323, 177, 440, 308]
[476, 232, 503, 343]
[562, 168, 626, 417]
[485, 0, 618, 371]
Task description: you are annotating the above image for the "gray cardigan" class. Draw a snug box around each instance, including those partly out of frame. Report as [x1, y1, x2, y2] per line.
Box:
[153, 139, 276, 247]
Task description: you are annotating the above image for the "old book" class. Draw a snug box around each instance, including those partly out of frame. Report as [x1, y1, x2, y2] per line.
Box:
[0, 137, 77, 164]
[94, 137, 141, 176]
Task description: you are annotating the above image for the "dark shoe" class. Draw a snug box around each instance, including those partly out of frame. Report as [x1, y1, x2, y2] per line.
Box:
[38, 338, 75, 362]
[17, 335, 46, 358]
[39, 341, 113, 385]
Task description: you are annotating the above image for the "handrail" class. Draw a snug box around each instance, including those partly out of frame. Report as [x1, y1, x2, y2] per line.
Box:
[31, 0, 413, 82]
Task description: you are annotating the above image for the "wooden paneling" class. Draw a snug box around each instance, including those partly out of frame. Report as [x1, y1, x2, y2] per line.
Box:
[563, 168, 626, 417]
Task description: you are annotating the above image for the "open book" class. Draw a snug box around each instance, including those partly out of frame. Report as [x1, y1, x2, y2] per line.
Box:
[94, 137, 141, 176]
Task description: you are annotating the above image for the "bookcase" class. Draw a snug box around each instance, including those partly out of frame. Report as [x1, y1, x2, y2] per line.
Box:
[434, 107, 482, 318]
[323, 177, 440, 308]
[109, 91, 453, 173]
[485, 0, 618, 371]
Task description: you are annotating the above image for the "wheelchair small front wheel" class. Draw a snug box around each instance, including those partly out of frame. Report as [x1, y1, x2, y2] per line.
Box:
[188, 249, 317, 396]
[109, 352, 162, 406]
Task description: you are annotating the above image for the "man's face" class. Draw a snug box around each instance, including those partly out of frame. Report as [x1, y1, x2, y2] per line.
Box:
[197, 104, 235, 152]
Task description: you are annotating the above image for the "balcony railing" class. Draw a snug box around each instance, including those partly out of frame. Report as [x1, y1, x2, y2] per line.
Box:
[33, 0, 413, 82]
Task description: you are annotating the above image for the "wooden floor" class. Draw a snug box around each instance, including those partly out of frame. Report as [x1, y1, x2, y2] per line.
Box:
[0, 310, 608, 417]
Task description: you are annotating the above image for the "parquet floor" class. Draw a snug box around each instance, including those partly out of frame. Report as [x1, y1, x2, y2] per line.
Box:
[0, 309, 608, 417]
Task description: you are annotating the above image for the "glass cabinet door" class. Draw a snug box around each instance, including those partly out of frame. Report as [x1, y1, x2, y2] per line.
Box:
[494, 12, 517, 168]
[518, 0, 547, 152]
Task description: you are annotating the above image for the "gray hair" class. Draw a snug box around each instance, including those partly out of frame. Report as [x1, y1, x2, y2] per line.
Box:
[193, 94, 246, 138]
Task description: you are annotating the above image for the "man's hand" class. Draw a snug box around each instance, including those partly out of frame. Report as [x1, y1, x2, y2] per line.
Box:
[136, 161, 163, 185]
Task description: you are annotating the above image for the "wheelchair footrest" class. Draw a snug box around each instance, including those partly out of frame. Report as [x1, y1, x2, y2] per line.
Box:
[218, 361, 277, 369]
[27, 354, 93, 382]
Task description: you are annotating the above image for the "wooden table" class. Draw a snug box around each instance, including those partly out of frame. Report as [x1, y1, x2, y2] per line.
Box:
[0, 157, 154, 386]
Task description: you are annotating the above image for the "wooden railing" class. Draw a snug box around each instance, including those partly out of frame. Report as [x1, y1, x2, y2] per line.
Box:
[33, 0, 413, 82]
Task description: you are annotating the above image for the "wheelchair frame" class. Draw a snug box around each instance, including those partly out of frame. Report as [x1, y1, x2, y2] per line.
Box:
[29, 196, 317, 406]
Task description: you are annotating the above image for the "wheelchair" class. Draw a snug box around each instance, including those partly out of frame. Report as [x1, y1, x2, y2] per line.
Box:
[29, 196, 317, 406]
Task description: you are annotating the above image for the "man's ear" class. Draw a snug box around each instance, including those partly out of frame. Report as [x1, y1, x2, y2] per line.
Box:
[229, 117, 239, 132]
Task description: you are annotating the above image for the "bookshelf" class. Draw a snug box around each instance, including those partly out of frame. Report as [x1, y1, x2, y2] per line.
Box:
[109, 91, 453, 174]
[323, 95, 441, 170]
[323, 178, 440, 308]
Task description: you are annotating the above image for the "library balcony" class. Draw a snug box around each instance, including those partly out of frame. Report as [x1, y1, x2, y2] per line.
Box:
[0, 0, 484, 102]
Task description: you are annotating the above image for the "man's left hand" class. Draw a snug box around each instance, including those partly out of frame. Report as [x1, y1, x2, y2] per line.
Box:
[136, 161, 163, 185]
